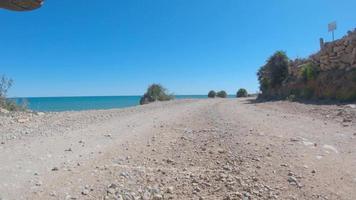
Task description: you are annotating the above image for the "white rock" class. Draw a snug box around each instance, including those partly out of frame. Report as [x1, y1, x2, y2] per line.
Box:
[0, 108, 9, 114]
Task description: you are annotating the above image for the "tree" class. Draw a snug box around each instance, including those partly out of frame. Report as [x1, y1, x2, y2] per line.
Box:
[236, 88, 248, 98]
[257, 51, 289, 91]
[208, 90, 216, 98]
[216, 90, 227, 98]
[140, 84, 173, 105]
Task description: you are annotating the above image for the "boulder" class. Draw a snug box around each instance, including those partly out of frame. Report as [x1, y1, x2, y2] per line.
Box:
[340, 54, 353, 64]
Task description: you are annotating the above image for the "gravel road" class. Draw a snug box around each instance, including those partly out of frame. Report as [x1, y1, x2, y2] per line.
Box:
[0, 98, 355, 200]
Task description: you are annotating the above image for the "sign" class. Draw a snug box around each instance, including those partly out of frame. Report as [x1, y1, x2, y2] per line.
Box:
[328, 21, 337, 32]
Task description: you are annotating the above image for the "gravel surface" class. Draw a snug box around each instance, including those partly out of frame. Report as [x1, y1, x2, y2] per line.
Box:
[0, 98, 355, 200]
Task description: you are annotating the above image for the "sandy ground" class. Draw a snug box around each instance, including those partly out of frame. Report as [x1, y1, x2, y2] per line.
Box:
[0, 98, 355, 200]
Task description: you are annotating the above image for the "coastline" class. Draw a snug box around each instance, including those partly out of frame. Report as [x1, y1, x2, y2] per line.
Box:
[10, 95, 224, 112]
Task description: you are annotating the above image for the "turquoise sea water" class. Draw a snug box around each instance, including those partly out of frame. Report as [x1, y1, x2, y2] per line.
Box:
[12, 95, 225, 112]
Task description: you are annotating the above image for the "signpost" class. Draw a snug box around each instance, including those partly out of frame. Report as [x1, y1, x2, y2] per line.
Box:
[328, 21, 337, 41]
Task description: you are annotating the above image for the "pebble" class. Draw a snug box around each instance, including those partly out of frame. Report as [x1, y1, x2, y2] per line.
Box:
[35, 181, 42, 186]
[217, 148, 226, 154]
[81, 189, 90, 195]
[152, 194, 163, 200]
[166, 186, 174, 194]
[17, 118, 30, 123]
[51, 167, 59, 171]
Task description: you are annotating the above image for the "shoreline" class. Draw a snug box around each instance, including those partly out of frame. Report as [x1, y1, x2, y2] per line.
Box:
[9, 96, 220, 112]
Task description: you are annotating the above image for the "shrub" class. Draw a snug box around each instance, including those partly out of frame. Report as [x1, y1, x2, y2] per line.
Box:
[0, 75, 13, 105]
[140, 84, 174, 105]
[286, 94, 297, 102]
[0, 75, 26, 111]
[208, 90, 216, 98]
[236, 88, 248, 98]
[216, 90, 227, 98]
[258, 51, 289, 90]
[301, 63, 319, 82]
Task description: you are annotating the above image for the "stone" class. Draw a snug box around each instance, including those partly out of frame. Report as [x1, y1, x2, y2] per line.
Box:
[35, 180, 42, 186]
[51, 167, 59, 171]
[35, 112, 45, 116]
[340, 54, 353, 63]
[17, 118, 30, 123]
[288, 176, 302, 187]
[152, 194, 163, 200]
[217, 148, 226, 154]
[166, 186, 174, 194]
[0, 108, 9, 114]
[333, 45, 345, 53]
[81, 189, 90, 195]
[347, 104, 356, 109]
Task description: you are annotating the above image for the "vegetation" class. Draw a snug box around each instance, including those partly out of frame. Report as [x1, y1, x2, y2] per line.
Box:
[0, 75, 13, 98]
[140, 84, 174, 105]
[216, 90, 227, 98]
[236, 88, 248, 98]
[208, 90, 216, 98]
[257, 51, 356, 102]
[0, 75, 26, 111]
[258, 51, 289, 92]
[301, 63, 319, 82]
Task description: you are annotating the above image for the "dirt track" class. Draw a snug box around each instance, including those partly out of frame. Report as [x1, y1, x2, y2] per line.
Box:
[0, 98, 355, 200]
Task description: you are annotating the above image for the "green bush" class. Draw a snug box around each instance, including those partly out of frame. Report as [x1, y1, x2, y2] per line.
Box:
[301, 63, 318, 82]
[208, 90, 216, 98]
[258, 51, 289, 90]
[216, 90, 227, 98]
[236, 88, 248, 98]
[140, 84, 174, 105]
[0, 75, 26, 111]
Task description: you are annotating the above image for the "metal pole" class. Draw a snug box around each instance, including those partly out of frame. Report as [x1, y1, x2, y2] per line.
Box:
[332, 31, 335, 41]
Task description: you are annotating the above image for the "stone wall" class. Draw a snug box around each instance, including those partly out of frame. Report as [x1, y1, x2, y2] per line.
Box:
[290, 28, 356, 75]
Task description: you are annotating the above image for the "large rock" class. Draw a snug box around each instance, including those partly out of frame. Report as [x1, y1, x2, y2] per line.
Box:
[333, 45, 345, 53]
[340, 54, 353, 64]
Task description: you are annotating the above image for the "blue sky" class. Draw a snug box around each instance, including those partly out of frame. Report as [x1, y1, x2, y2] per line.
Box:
[1, 0, 356, 97]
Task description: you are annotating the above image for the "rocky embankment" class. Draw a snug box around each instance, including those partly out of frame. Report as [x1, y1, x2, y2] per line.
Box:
[0, 98, 355, 200]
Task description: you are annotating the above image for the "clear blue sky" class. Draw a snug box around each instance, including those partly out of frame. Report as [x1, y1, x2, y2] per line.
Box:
[1, 0, 356, 97]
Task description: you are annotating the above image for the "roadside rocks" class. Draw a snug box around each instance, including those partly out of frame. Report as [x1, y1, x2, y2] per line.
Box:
[105, 184, 164, 200]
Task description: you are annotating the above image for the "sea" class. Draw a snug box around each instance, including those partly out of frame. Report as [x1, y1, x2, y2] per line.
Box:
[11, 95, 233, 112]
